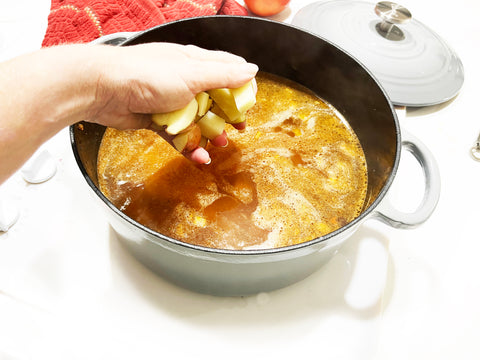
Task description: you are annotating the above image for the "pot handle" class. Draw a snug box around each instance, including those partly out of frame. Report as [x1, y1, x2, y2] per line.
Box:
[372, 129, 441, 229]
[90, 32, 138, 46]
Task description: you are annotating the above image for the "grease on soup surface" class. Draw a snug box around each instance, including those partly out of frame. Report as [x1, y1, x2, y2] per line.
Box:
[98, 72, 368, 250]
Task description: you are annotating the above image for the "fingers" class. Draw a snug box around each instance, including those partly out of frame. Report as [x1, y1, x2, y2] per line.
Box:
[186, 61, 258, 94]
[186, 147, 211, 164]
[117, 43, 258, 113]
[181, 44, 247, 64]
[173, 44, 258, 93]
[210, 130, 228, 147]
[151, 125, 241, 165]
[232, 121, 247, 131]
[149, 124, 210, 164]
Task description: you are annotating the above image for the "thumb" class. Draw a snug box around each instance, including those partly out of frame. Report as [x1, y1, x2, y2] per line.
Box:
[95, 113, 153, 131]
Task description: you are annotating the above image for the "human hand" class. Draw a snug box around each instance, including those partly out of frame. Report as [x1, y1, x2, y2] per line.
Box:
[89, 43, 258, 163]
[0, 43, 257, 183]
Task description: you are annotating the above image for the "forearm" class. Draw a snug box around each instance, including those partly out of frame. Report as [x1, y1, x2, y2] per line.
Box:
[0, 45, 102, 183]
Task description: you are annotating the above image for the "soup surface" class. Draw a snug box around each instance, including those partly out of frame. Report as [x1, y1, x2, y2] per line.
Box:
[97, 72, 367, 250]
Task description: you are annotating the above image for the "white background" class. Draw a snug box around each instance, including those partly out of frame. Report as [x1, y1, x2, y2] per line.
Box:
[0, 0, 479, 359]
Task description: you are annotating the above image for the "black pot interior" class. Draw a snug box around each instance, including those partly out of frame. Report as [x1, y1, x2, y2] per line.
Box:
[71, 16, 399, 234]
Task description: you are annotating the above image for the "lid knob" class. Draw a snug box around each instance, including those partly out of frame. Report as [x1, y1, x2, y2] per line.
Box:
[374, 1, 412, 41]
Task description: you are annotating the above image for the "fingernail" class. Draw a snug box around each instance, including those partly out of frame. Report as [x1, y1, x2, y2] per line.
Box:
[204, 158, 211, 165]
[251, 77, 258, 94]
[243, 62, 259, 74]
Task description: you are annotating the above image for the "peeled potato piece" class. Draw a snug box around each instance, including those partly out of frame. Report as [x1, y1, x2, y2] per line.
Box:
[231, 80, 256, 114]
[207, 88, 242, 123]
[152, 98, 198, 135]
[196, 111, 226, 140]
[208, 79, 256, 124]
[196, 92, 212, 117]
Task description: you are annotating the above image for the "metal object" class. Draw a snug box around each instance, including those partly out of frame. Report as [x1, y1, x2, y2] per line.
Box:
[90, 32, 136, 46]
[71, 17, 440, 296]
[471, 133, 480, 161]
[292, 1, 464, 106]
[374, 1, 412, 41]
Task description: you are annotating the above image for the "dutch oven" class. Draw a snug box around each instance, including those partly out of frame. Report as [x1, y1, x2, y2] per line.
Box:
[71, 16, 440, 296]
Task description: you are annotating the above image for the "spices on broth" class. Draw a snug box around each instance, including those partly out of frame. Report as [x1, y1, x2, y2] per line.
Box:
[97, 72, 368, 250]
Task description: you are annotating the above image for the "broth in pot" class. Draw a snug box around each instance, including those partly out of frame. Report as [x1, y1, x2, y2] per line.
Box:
[97, 72, 368, 250]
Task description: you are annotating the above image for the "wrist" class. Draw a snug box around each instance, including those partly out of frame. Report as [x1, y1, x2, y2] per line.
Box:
[0, 44, 109, 182]
[6, 45, 107, 135]
[36, 45, 105, 129]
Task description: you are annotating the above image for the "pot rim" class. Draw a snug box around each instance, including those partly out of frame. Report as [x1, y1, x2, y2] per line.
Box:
[70, 16, 401, 256]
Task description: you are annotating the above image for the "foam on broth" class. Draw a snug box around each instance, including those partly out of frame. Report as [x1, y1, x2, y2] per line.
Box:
[97, 72, 368, 250]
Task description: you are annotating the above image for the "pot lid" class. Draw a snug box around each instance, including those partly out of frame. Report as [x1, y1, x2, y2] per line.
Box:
[291, 0, 464, 107]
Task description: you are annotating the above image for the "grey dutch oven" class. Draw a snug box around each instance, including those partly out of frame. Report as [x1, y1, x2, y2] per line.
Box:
[71, 16, 440, 296]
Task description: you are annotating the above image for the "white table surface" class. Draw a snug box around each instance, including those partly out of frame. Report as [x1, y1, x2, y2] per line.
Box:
[0, 0, 479, 359]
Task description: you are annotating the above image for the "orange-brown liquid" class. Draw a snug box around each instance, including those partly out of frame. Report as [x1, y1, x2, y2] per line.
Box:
[97, 73, 368, 250]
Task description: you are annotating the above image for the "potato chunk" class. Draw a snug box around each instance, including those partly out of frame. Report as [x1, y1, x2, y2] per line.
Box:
[196, 111, 226, 140]
[231, 80, 256, 114]
[196, 92, 212, 117]
[172, 124, 202, 153]
[152, 79, 256, 153]
[152, 98, 198, 135]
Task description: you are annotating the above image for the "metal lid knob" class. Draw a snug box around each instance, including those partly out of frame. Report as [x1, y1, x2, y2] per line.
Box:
[374, 1, 412, 41]
[375, 1, 412, 24]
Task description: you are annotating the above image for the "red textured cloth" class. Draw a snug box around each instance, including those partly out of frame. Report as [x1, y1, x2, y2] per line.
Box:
[42, 0, 248, 47]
